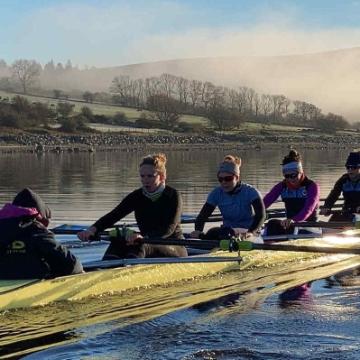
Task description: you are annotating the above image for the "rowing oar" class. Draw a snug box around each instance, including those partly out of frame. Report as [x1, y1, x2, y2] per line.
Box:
[223, 240, 360, 255]
[292, 221, 355, 229]
[106, 233, 360, 253]
[102, 236, 220, 250]
[266, 208, 345, 220]
[51, 214, 224, 234]
[97, 230, 353, 250]
[83, 255, 243, 271]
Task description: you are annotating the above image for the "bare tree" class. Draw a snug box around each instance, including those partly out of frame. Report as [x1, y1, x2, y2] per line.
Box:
[189, 79, 202, 109]
[200, 81, 215, 111]
[144, 77, 161, 99]
[131, 78, 145, 108]
[271, 95, 287, 122]
[159, 73, 177, 98]
[11, 59, 41, 94]
[110, 75, 131, 105]
[176, 77, 189, 107]
[260, 94, 272, 121]
[236, 87, 249, 115]
[253, 93, 261, 119]
[147, 94, 180, 129]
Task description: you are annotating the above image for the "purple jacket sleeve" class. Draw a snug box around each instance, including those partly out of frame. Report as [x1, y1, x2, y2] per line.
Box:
[292, 182, 320, 222]
[263, 182, 283, 209]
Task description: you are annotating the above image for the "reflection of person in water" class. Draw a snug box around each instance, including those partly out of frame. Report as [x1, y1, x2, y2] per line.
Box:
[278, 283, 313, 307]
[325, 267, 360, 287]
[192, 292, 248, 313]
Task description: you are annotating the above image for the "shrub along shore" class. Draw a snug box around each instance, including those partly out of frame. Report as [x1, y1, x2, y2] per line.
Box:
[0, 130, 359, 153]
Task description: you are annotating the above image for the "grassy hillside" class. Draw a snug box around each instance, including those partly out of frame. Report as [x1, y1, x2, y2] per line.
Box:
[0, 90, 317, 135]
[0, 90, 209, 126]
[29, 48, 360, 122]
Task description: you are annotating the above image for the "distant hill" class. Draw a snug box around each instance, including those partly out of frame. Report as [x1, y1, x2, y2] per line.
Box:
[5, 47, 360, 121]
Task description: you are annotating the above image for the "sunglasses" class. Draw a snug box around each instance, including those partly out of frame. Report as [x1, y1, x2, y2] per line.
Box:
[218, 175, 235, 183]
[140, 174, 158, 178]
[284, 173, 299, 179]
[346, 165, 359, 170]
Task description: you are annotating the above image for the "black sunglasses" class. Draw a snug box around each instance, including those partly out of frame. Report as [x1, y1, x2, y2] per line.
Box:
[284, 173, 298, 179]
[346, 165, 359, 170]
[218, 175, 235, 183]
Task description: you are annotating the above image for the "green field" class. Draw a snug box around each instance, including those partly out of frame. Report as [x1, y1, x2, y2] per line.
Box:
[0, 90, 323, 134]
[0, 90, 209, 125]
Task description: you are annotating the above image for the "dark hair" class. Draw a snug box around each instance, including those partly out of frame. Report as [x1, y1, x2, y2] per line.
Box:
[282, 150, 301, 165]
[346, 151, 360, 167]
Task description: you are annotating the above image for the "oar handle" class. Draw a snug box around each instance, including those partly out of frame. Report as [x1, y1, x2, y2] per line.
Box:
[229, 240, 360, 255]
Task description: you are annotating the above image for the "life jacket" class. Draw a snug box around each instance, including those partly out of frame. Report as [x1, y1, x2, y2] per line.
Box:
[342, 176, 360, 212]
[0, 216, 52, 279]
[280, 177, 318, 221]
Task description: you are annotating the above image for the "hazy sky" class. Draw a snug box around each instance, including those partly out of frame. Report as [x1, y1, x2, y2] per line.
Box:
[2, 0, 360, 67]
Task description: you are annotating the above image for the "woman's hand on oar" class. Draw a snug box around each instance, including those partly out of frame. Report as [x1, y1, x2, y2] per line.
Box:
[77, 226, 97, 242]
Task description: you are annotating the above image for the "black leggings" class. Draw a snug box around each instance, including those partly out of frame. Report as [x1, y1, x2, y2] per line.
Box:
[328, 212, 354, 222]
[265, 219, 295, 236]
[102, 238, 188, 260]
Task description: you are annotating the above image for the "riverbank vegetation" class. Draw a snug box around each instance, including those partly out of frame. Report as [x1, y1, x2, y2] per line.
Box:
[0, 58, 360, 148]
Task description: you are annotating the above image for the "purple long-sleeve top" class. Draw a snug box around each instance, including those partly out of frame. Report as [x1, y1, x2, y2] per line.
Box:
[263, 179, 320, 222]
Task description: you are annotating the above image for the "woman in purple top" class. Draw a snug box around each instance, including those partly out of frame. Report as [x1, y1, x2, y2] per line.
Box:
[263, 150, 320, 235]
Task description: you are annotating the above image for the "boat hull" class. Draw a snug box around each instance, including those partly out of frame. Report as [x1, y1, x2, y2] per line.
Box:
[0, 238, 358, 311]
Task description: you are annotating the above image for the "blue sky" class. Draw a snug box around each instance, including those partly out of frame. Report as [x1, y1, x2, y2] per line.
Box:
[1, 0, 360, 67]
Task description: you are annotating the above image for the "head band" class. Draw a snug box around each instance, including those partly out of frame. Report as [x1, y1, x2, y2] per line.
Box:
[282, 161, 303, 173]
[218, 162, 240, 176]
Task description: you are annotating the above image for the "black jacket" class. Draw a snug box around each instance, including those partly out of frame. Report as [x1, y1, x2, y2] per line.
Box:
[0, 218, 83, 279]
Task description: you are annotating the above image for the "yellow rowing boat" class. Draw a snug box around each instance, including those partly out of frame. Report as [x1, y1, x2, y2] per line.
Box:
[1, 236, 359, 311]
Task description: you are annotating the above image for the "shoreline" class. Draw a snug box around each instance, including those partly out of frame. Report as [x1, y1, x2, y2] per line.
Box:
[0, 131, 359, 153]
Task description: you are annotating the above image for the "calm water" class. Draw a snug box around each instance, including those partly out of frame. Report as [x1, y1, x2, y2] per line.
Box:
[1, 148, 360, 359]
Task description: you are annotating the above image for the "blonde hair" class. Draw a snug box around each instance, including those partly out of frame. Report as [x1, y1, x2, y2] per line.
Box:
[223, 155, 242, 166]
[218, 154, 241, 176]
[140, 153, 167, 176]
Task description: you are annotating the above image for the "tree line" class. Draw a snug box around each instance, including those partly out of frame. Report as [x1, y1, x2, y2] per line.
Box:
[0, 58, 357, 133]
[110, 73, 351, 132]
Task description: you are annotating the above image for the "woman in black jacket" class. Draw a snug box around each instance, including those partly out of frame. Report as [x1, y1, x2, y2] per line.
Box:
[78, 153, 187, 260]
[320, 151, 360, 221]
[0, 188, 83, 279]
